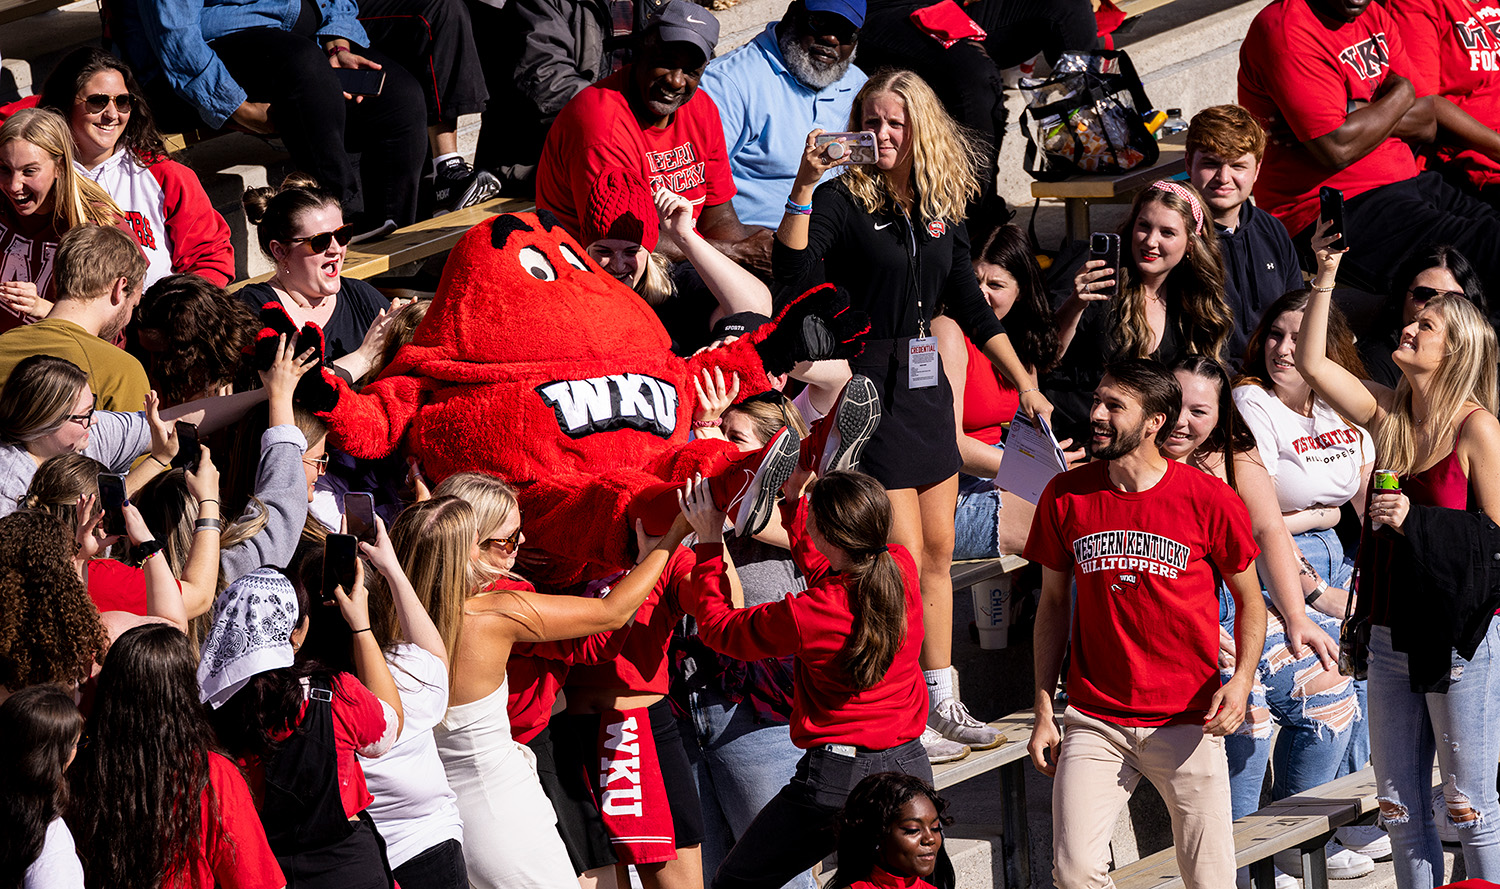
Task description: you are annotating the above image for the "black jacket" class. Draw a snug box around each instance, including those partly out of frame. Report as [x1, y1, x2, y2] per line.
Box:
[1216, 201, 1304, 369]
[1359, 504, 1500, 692]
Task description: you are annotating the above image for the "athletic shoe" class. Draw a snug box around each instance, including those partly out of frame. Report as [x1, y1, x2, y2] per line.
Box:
[432, 158, 501, 216]
[715, 426, 800, 536]
[1236, 865, 1299, 889]
[1336, 824, 1391, 861]
[928, 698, 1004, 750]
[1275, 844, 1373, 880]
[799, 375, 881, 474]
[1433, 789, 1463, 845]
[920, 726, 969, 765]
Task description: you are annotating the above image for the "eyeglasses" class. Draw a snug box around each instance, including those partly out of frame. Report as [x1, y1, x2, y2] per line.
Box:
[481, 527, 523, 555]
[1409, 285, 1465, 303]
[81, 93, 133, 114]
[285, 224, 357, 253]
[63, 395, 97, 428]
[303, 455, 329, 475]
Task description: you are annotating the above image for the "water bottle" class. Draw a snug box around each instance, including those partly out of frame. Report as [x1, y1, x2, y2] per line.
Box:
[1160, 108, 1188, 136]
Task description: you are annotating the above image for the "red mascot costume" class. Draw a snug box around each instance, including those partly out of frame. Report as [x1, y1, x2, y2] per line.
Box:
[287, 210, 866, 589]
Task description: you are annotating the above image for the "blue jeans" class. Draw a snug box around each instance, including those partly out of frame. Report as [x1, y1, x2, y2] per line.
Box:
[1368, 618, 1500, 889]
[954, 443, 1002, 561]
[678, 689, 815, 889]
[1219, 529, 1363, 819]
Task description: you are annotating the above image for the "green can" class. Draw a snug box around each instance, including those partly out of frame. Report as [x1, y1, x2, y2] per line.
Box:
[1373, 469, 1401, 491]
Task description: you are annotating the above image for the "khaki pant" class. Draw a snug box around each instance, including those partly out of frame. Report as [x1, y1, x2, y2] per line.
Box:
[1052, 708, 1236, 889]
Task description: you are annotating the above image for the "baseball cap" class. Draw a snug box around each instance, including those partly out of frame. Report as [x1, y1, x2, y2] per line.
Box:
[804, 0, 864, 29]
[651, 1, 720, 62]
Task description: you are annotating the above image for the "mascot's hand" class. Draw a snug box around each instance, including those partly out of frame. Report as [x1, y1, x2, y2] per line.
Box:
[251, 303, 340, 412]
[751, 284, 869, 375]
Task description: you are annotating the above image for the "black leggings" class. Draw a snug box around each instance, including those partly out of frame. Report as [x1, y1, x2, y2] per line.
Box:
[210, 12, 426, 226]
[357, 0, 489, 127]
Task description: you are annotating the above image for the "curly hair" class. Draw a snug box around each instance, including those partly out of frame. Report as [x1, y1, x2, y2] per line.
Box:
[67, 625, 219, 889]
[1112, 182, 1231, 364]
[38, 46, 169, 165]
[0, 685, 82, 889]
[0, 510, 107, 692]
[830, 773, 953, 889]
[136, 274, 257, 404]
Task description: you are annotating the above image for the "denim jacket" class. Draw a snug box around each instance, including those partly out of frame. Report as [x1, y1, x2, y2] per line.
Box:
[112, 0, 368, 128]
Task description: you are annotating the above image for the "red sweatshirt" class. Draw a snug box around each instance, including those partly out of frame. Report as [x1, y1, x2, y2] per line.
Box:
[680, 498, 927, 750]
[566, 547, 695, 695]
[508, 630, 629, 744]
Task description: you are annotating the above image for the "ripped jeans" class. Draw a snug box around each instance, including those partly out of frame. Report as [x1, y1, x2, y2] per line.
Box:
[1219, 529, 1363, 819]
[1368, 617, 1500, 889]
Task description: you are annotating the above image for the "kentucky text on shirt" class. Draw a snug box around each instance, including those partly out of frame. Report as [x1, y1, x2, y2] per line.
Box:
[646, 141, 707, 198]
[1291, 426, 1360, 454]
[1071, 530, 1191, 579]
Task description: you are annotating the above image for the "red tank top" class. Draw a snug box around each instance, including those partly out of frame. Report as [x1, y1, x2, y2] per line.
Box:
[962, 337, 1018, 447]
[1402, 409, 1481, 510]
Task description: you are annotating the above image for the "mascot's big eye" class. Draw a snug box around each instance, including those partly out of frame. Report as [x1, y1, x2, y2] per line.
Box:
[558, 243, 589, 271]
[519, 247, 557, 281]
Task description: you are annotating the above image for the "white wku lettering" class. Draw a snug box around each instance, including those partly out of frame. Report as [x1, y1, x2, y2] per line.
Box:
[537, 373, 679, 439]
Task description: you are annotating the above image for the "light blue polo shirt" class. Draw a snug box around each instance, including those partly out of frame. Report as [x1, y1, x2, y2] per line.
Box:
[700, 23, 868, 229]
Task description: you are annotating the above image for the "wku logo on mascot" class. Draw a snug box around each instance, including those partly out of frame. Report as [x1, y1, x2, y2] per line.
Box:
[271, 210, 867, 589]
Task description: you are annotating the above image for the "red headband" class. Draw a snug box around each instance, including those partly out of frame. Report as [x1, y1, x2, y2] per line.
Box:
[1148, 180, 1205, 234]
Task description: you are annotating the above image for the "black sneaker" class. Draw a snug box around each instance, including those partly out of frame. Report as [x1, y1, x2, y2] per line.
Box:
[432, 158, 501, 216]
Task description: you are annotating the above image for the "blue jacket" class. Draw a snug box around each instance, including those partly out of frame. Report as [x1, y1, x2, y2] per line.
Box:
[111, 0, 368, 128]
[1216, 199, 1303, 369]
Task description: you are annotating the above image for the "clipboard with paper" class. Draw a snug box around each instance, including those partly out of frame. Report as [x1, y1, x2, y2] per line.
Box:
[993, 414, 1069, 504]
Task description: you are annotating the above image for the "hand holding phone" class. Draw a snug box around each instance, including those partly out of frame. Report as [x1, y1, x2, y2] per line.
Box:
[344, 492, 377, 545]
[814, 132, 877, 165]
[322, 533, 359, 605]
[333, 66, 386, 97]
[1319, 186, 1346, 252]
[172, 421, 201, 472]
[97, 473, 128, 537]
[1085, 232, 1121, 299]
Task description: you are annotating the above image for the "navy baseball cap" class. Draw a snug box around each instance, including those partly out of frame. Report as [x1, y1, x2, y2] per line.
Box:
[804, 0, 864, 29]
[651, 2, 721, 62]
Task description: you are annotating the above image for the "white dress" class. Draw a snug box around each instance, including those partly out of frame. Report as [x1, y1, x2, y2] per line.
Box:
[435, 678, 578, 889]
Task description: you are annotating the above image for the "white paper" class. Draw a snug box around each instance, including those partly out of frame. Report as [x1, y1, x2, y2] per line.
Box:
[993, 414, 1069, 504]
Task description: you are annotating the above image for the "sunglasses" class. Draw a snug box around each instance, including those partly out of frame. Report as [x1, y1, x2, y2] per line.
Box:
[303, 454, 330, 475]
[81, 93, 133, 114]
[800, 10, 858, 42]
[285, 223, 357, 253]
[1408, 285, 1464, 303]
[482, 527, 523, 555]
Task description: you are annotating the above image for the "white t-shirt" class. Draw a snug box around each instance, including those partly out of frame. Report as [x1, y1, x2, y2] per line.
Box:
[25, 818, 83, 889]
[358, 644, 465, 867]
[1233, 384, 1373, 513]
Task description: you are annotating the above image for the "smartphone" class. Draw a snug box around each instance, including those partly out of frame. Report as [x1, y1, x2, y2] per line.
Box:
[171, 421, 200, 472]
[334, 67, 386, 97]
[296, 323, 323, 364]
[814, 131, 877, 165]
[97, 472, 127, 537]
[321, 533, 359, 605]
[344, 492, 377, 545]
[1319, 186, 1346, 251]
[1088, 232, 1121, 299]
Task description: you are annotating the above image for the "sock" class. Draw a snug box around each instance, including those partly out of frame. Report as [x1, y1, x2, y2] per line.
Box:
[924, 668, 953, 709]
[434, 152, 463, 172]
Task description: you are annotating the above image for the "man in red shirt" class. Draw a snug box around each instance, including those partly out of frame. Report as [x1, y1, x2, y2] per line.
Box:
[1025, 360, 1266, 889]
[536, 1, 773, 272]
[1238, 0, 1500, 296]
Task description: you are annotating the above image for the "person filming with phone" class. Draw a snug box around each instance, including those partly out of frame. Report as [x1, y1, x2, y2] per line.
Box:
[1043, 180, 1233, 448]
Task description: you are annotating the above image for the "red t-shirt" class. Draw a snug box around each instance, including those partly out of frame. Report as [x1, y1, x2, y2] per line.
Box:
[1389, 0, 1500, 188]
[535, 71, 737, 242]
[566, 547, 695, 695]
[1024, 461, 1258, 726]
[962, 337, 1018, 447]
[164, 753, 284, 889]
[680, 498, 928, 750]
[848, 868, 938, 889]
[1239, 0, 1421, 235]
[86, 558, 148, 614]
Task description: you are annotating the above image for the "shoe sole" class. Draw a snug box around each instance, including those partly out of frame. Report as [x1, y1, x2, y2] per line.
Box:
[929, 720, 1005, 751]
[732, 428, 801, 537]
[821, 375, 881, 475]
[434, 170, 502, 217]
[925, 744, 971, 765]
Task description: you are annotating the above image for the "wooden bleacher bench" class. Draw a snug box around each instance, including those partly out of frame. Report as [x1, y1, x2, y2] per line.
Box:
[229, 195, 532, 291]
[1029, 137, 1187, 242]
[1112, 767, 1379, 889]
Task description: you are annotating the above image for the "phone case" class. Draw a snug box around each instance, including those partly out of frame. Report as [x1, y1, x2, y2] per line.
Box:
[814, 133, 877, 165]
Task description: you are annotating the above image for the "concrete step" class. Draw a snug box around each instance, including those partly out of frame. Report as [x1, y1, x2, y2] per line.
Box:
[0, 0, 103, 102]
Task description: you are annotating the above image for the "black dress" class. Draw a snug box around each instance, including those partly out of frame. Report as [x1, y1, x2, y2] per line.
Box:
[238, 278, 392, 361]
[773, 178, 1006, 489]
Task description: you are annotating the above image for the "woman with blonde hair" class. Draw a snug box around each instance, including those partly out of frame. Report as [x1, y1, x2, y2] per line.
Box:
[1297, 223, 1500, 889]
[0, 107, 126, 329]
[774, 67, 1046, 762]
[390, 490, 690, 889]
[1046, 179, 1232, 445]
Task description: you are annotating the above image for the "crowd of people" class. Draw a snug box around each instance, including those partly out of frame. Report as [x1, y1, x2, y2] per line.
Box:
[0, 0, 1499, 887]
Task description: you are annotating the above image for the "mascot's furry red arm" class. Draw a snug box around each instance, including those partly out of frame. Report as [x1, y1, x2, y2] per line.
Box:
[281, 210, 866, 588]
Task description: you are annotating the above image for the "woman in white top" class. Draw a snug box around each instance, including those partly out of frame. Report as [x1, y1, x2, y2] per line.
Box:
[1232, 289, 1384, 873]
[0, 685, 84, 889]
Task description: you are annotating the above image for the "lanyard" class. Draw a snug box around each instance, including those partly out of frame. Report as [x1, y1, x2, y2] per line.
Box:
[898, 203, 929, 339]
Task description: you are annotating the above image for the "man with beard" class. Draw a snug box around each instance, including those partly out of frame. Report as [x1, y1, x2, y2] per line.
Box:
[699, 0, 867, 230]
[1023, 359, 1265, 889]
[0, 224, 150, 411]
[537, 1, 774, 271]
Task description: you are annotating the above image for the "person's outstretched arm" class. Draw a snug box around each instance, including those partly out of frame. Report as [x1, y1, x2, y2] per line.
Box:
[1293, 222, 1387, 427]
[656, 187, 772, 320]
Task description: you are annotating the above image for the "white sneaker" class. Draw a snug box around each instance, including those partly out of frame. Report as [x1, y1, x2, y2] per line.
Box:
[1336, 823, 1391, 861]
[929, 698, 1004, 750]
[1275, 844, 1374, 879]
[1236, 865, 1299, 889]
[1433, 788, 1464, 844]
[919, 726, 970, 764]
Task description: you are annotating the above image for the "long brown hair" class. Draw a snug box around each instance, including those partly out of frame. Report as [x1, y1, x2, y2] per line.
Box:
[1111, 182, 1231, 362]
[809, 471, 907, 691]
[1237, 290, 1366, 391]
